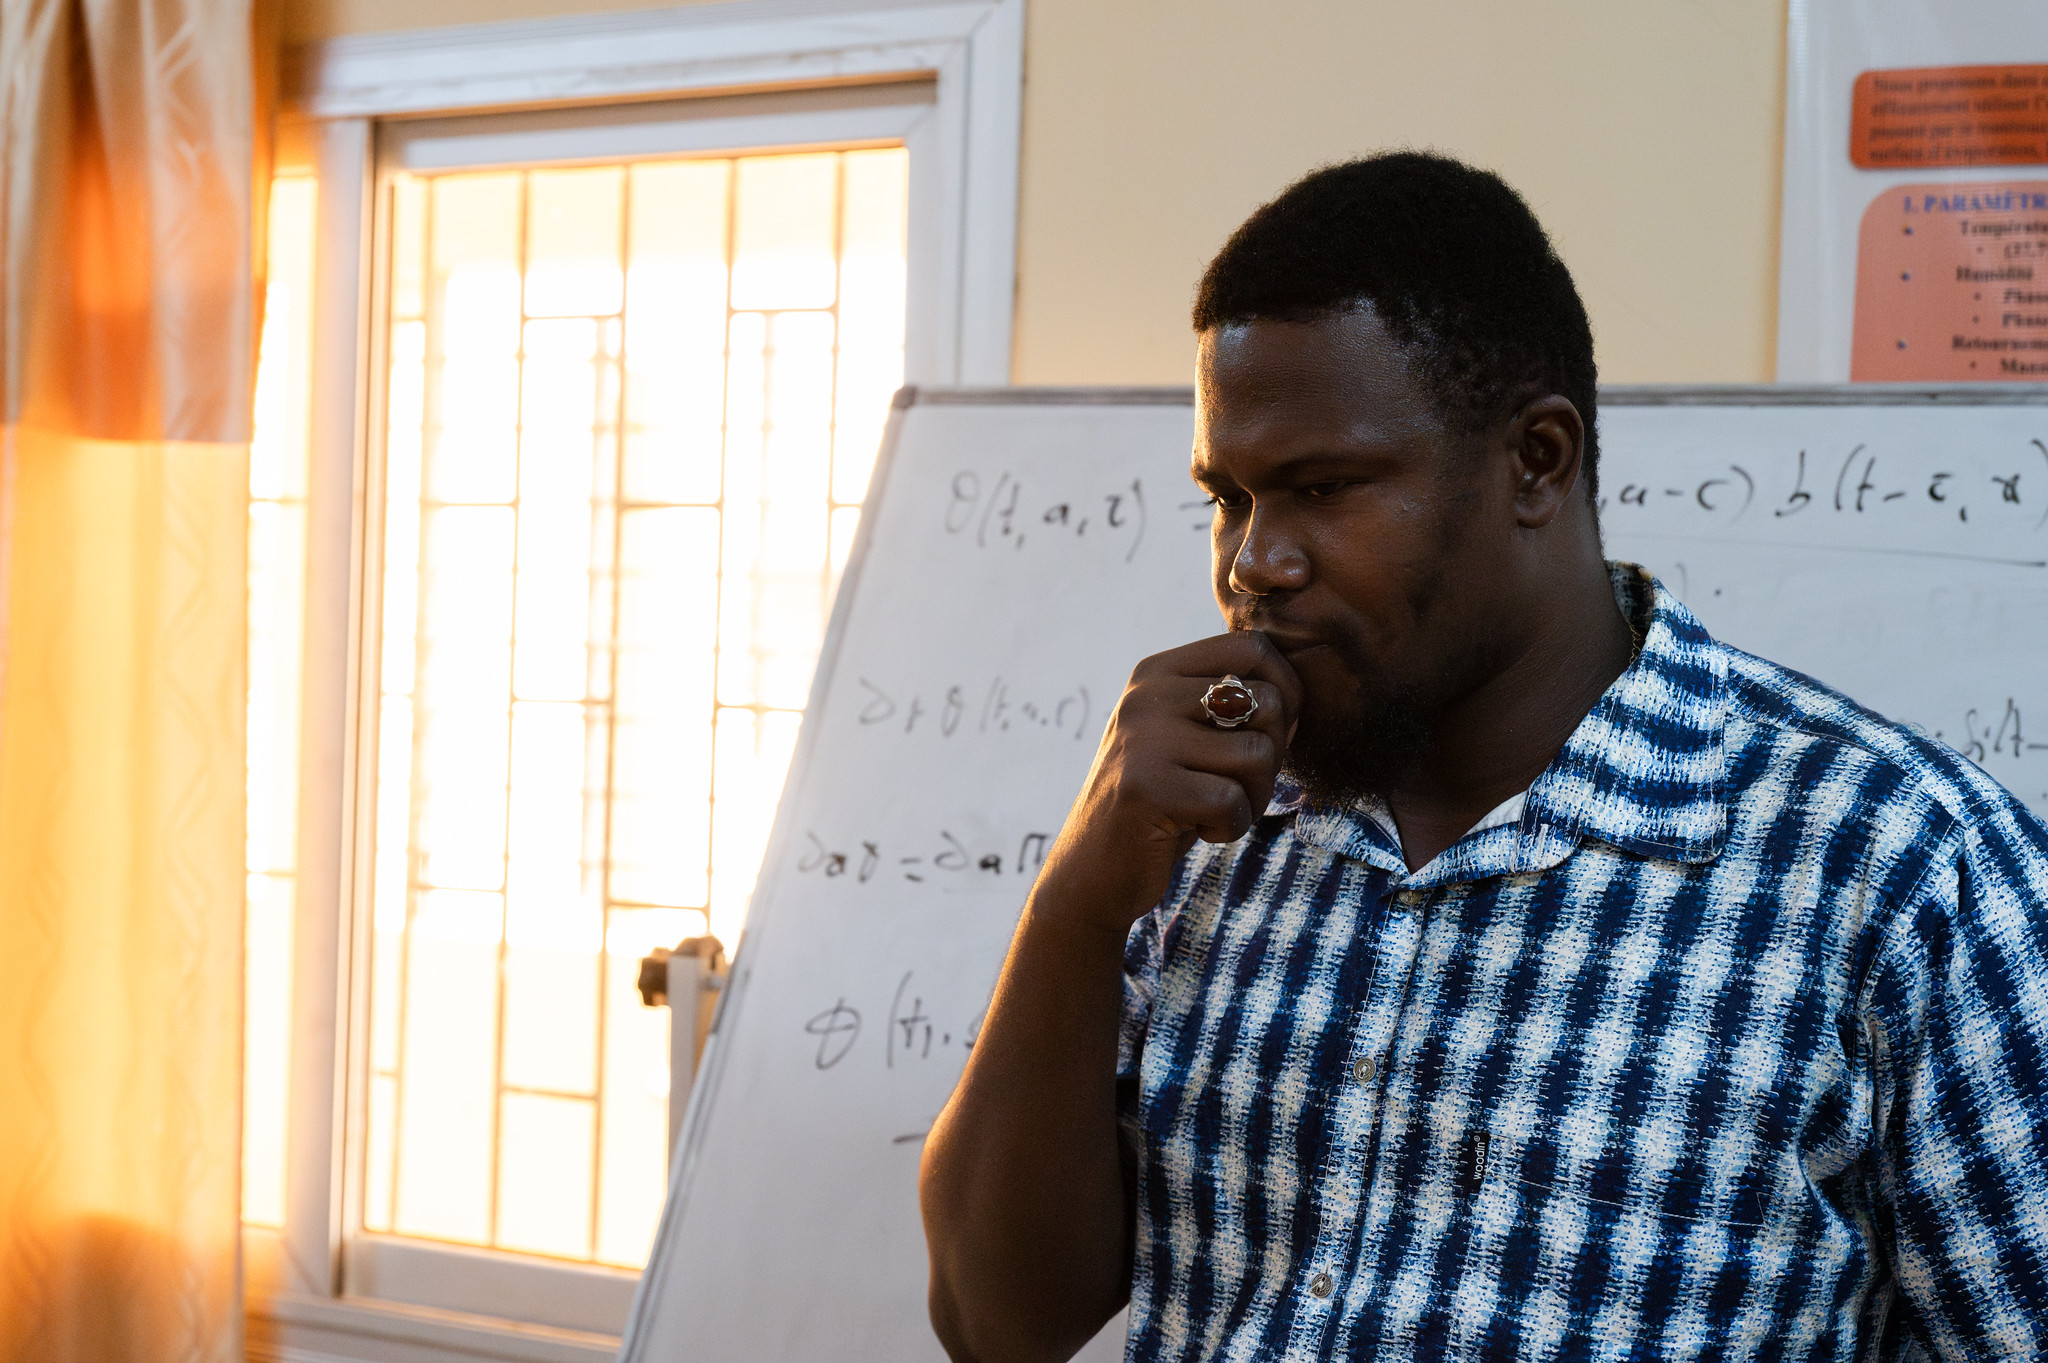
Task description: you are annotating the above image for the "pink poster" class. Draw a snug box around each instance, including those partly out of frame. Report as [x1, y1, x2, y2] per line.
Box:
[1778, 2, 2048, 381]
[1851, 180, 2048, 380]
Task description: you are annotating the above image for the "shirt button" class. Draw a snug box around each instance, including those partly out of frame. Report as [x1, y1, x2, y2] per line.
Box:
[1308, 1272, 1335, 1299]
[1352, 1055, 1376, 1084]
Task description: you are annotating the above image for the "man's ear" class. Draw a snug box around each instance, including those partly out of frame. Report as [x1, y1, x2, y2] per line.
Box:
[1504, 395, 1585, 529]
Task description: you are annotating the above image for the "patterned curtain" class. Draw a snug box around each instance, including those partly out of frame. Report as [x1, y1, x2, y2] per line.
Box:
[0, 2, 267, 1360]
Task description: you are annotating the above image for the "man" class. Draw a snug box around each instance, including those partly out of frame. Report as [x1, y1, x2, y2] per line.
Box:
[919, 152, 2048, 1362]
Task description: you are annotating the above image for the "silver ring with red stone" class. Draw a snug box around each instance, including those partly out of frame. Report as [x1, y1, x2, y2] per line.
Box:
[1200, 674, 1259, 729]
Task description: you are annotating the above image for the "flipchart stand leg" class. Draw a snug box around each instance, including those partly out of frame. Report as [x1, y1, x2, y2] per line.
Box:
[635, 936, 727, 1173]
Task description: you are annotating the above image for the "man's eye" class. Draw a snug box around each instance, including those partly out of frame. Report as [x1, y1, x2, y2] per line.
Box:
[1301, 481, 1349, 500]
[1203, 492, 1248, 510]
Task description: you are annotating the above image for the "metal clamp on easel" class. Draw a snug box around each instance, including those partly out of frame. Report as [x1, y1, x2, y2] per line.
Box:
[636, 936, 728, 1168]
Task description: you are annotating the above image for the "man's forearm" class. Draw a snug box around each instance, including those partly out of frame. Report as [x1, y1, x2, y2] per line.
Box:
[921, 633, 1295, 1362]
[919, 889, 1135, 1363]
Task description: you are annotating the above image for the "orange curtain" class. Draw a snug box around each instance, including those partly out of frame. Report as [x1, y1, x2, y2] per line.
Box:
[0, 2, 267, 1361]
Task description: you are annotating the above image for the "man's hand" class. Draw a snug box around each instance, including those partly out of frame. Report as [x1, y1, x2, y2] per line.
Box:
[1034, 631, 1302, 937]
[920, 632, 1299, 1363]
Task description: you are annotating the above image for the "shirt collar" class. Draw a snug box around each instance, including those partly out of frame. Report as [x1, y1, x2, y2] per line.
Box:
[1524, 563, 1729, 865]
[1278, 562, 1729, 884]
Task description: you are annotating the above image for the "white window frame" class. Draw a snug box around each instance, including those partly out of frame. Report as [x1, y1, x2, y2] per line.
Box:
[251, 4, 1020, 1360]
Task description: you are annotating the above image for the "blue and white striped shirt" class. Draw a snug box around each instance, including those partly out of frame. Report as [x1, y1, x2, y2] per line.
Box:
[1116, 564, 2048, 1361]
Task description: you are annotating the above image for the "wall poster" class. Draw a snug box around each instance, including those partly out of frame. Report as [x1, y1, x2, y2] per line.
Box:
[1779, 0, 2048, 381]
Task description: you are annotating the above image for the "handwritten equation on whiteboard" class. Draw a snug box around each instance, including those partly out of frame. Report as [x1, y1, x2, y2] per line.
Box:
[1597, 433, 2048, 563]
[800, 971, 981, 1077]
[1937, 698, 2048, 768]
[793, 826, 1057, 887]
[851, 673, 1095, 745]
[941, 468, 1153, 560]
[934, 463, 1225, 560]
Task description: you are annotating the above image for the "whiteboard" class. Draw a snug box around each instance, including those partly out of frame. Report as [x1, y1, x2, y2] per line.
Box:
[620, 385, 2048, 1363]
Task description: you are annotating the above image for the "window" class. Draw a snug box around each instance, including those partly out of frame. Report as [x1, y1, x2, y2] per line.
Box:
[361, 146, 907, 1268]
[252, 6, 1018, 1355]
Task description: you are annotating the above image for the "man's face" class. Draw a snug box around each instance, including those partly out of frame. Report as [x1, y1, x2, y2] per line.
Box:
[1192, 308, 1519, 804]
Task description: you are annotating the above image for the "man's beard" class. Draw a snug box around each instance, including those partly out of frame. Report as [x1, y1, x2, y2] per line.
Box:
[1278, 624, 1502, 808]
[1280, 665, 1437, 807]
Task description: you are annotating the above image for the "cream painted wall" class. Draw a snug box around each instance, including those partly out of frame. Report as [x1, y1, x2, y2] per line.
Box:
[281, 0, 1788, 386]
[1014, 1, 1786, 385]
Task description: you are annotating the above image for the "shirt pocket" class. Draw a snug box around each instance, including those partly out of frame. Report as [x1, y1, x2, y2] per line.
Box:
[1476, 1138, 1787, 1341]
[1514, 1141, 1770, 1229]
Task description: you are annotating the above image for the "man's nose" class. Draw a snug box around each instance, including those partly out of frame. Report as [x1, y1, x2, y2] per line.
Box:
[1227, 508, 1310, 596]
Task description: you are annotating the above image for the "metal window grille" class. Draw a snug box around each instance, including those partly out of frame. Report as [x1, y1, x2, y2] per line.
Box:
[362, 148, 906, 1265]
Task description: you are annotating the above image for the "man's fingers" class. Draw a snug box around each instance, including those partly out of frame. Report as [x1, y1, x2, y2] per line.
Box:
[1175, 770, 1257, 845]
[1130, 672, 1291, 759]
[1098, 631, 1312, 854]
[1141, 632, 1305, 728]
[1188, 731, 1282, 828]
[1163, 727, 1283, 836]
[1175, 723, 1283, 786]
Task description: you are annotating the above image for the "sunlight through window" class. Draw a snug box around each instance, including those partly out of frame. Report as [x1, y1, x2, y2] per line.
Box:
[364, 147, 908, 1266]
[245, 175, 318, 1229]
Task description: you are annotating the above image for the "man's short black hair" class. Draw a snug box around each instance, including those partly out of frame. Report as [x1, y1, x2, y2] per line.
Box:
[1193, 151, 1600, 498]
